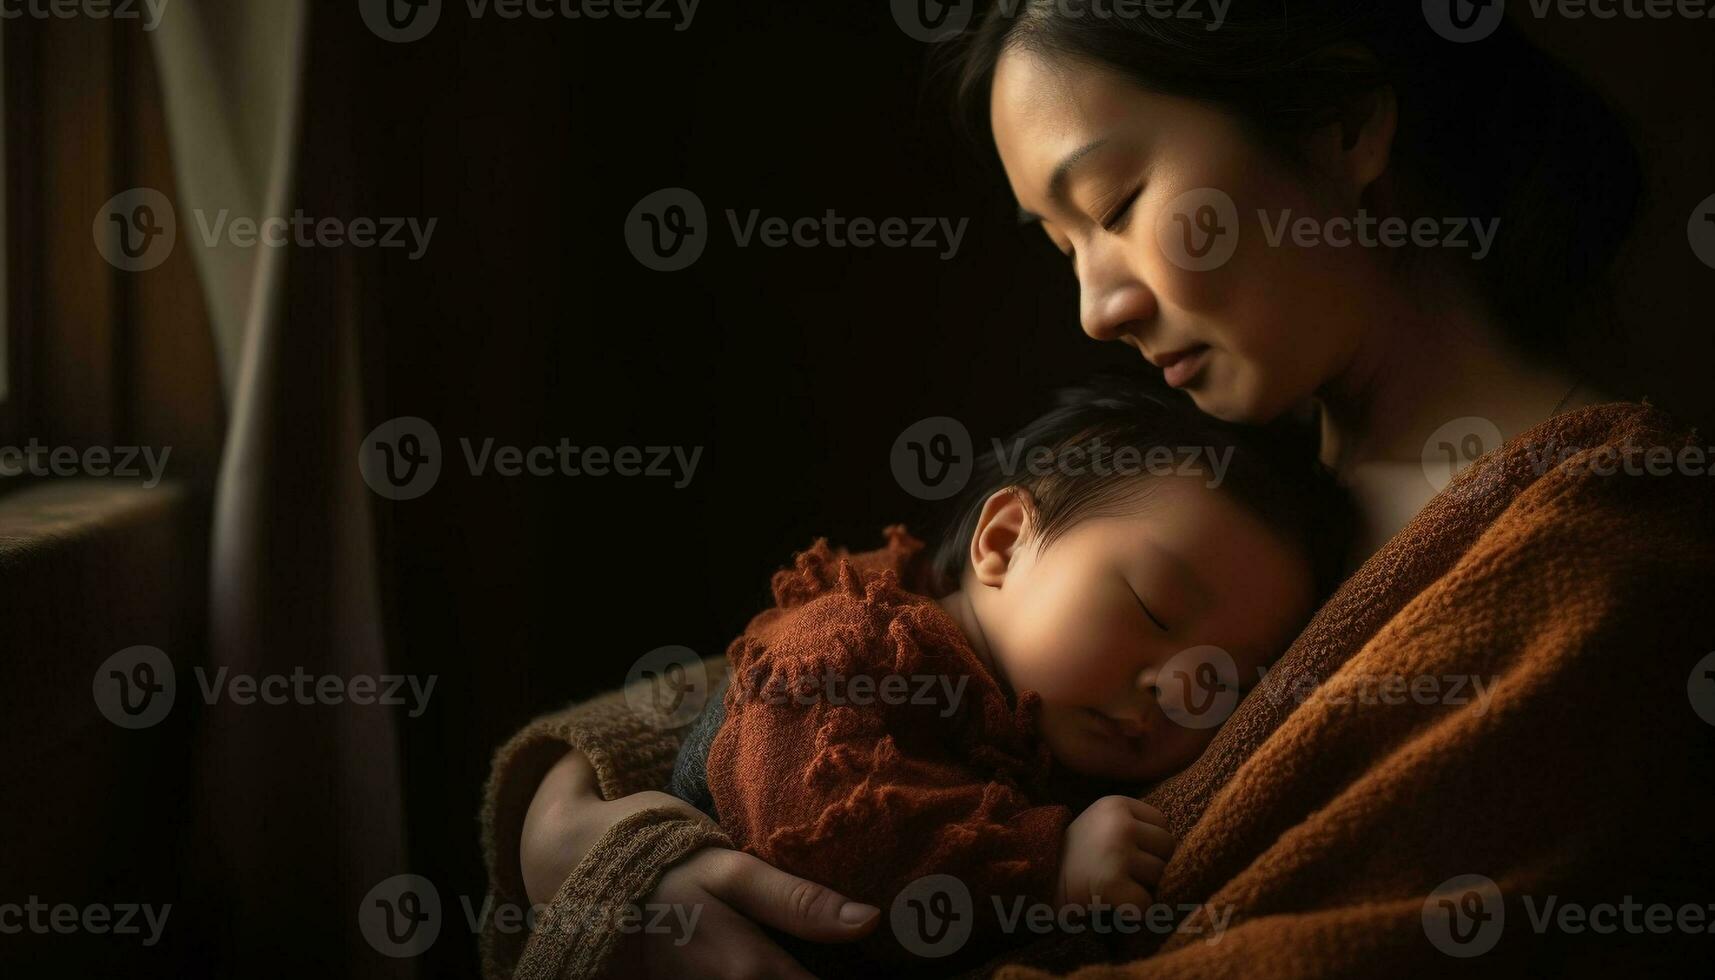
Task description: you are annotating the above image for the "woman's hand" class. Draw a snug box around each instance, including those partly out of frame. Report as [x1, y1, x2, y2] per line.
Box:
[606, 847, 883, 980]
[1055, 795, 1175, 912]
[521, 749, 702, 903]
[521, 750, 882, 979]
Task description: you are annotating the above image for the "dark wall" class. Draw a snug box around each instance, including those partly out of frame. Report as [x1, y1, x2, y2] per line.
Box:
[328, 6, 1715, 976]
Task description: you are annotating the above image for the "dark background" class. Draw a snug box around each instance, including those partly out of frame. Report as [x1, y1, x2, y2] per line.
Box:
[356, 7, 1714, 977]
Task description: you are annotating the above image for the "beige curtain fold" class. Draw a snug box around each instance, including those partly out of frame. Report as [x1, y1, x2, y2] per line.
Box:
[150, 3, 413, 975]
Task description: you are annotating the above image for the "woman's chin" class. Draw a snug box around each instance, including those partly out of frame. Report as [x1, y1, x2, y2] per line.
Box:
[1186, 376, 1274, 425]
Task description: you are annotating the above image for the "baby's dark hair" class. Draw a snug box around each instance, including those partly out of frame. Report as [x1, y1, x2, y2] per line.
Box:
[928, 370, 1353, 600]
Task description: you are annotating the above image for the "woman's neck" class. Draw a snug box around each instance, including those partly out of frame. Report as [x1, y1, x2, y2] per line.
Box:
[1315, 291, 1580, 475]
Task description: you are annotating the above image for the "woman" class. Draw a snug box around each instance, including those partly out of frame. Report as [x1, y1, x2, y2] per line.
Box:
[483, 5, 1714, 977]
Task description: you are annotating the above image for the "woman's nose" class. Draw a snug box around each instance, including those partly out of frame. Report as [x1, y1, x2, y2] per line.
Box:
[1079, 243, 1157, 343]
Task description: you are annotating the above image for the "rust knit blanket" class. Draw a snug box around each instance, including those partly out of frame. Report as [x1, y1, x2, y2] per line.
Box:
[707, 525, 1097, 972]
[479, 402, 1715, 978]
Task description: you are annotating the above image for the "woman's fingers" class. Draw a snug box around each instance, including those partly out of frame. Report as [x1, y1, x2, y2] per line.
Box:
[705, 849, 882, 943]
[628, 857, 820, 980]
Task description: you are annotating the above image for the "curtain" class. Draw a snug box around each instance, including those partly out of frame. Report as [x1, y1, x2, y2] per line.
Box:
[151, 3, 413, 975]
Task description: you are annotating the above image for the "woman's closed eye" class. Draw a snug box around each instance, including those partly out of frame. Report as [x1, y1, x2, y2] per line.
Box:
[1099, 185, 1143, 232]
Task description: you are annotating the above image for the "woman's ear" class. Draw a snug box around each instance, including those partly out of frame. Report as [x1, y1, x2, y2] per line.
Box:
[969, 488, 1032, 588]
[1300, 53, 1398, 207]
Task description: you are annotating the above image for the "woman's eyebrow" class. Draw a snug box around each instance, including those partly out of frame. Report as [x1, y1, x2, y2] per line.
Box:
[1016, 137, 1110, 226]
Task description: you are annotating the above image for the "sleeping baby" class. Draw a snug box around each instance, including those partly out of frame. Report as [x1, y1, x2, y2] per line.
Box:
[664, 372, 1349, 968]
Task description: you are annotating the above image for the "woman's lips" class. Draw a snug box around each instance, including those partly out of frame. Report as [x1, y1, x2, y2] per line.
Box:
[1154, 344, 1211, 388]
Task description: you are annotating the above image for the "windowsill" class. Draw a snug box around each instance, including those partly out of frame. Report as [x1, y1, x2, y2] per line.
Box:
[0, 477, 209, 749]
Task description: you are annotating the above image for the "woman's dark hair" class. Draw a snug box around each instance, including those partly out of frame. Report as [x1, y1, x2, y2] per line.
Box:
[928, 368, 1353, 600]
[939, 1, 1641, 353]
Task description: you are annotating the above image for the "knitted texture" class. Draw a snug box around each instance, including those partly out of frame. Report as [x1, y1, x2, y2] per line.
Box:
[483, 403, 1715, 978]
[479, 658, 729, 978]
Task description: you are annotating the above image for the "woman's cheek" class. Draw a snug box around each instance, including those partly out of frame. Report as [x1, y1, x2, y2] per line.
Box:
[1139, 205, 1234, 315]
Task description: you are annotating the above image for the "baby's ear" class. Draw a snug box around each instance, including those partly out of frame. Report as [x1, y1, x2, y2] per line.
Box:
[970, 487, 1032, 587]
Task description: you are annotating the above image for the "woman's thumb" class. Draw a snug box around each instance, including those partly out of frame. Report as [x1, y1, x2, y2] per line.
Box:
[712, 851, 882, 942]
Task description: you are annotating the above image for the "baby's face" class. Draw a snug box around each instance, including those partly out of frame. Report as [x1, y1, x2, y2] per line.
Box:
[954, 476, 1314, 783]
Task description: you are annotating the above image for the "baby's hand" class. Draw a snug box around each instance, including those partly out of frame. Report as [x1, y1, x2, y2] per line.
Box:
[1054, 796, 1175, 912]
